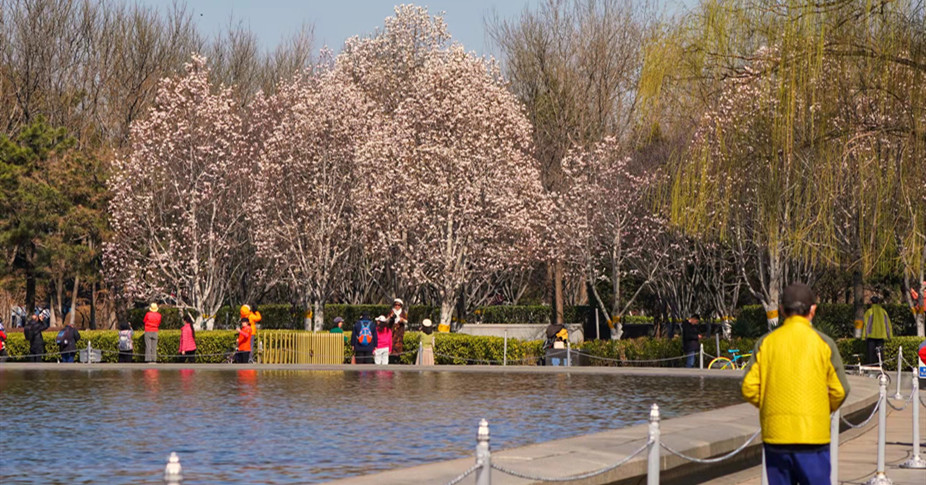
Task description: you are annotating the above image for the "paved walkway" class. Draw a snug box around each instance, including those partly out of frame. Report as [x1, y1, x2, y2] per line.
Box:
[707, 381, 926, 485]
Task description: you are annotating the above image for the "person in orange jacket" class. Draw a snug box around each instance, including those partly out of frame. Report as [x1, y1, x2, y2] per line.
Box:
[236, 318, 252, 364]
[240, 305, 261, 355]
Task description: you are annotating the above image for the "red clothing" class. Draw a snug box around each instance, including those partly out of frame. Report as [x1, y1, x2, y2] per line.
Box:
[143, 311, 162, 332]
[179, 323, 196, 352]
[376, 325, 393, 353]
[0, 329, 6, 351]
[237, 325, 252, 352]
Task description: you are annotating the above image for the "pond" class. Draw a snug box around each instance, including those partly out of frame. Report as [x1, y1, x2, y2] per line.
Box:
[0, 368, 742, 484]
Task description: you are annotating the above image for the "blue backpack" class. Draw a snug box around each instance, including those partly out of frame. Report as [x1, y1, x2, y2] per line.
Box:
[357, 320, 373, 346]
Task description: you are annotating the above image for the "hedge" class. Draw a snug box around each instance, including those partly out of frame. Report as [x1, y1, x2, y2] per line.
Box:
[2, 330, 238, 363]
[736, 304, 919, 339]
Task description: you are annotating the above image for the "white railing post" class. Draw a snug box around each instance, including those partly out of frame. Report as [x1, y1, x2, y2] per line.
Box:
[865, 373, 892, 485]
[830, 410, 839, 485]
[164, 452, 182, 484]
[761, 446, 768, 485]
[475, 419, 491, 485]
[595, 311, 600, 340]
[566, 340, 572, 367]
[900, 372, 926, 469]
[647, 404, 660, 485]
[699, 343, 704, 370]
[417, 340, 423, 366]
[503, 330, 508, 367]
[893, 347, 904, 400]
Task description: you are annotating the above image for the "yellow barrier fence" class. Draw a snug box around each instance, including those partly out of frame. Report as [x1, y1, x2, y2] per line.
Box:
[257, 331, 345, 364]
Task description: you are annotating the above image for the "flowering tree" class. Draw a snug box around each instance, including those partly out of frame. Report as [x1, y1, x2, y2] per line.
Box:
[558, 137, 666, 339]
[248, 69, 374, 331]
[338, 6, 546, 326]
[105, 55, 248, 329]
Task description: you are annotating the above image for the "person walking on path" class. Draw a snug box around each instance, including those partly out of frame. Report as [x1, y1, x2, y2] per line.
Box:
[117, 321, 134, 362]
[419, 319, 435, 365]
[374, 315, 393, 365]
[24, 313, 48, 362]
[351, 314, 377, 364]
[143, 303, 162, 363]
[681, 314, 702, 368]
[179, 315, 197, 363]
[862, 296, 892, 365]
[742, 283, 849, 485]
[235, 318, 252, 363]
[56, 321, 80, 363]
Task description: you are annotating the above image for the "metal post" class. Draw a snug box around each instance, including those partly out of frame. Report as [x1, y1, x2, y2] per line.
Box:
[417, 341, 423, 366]
[830, 410, 839, 485]
[595, 310, 600, 340]
[699, 343, 704, 370]
[86, 341, 91, 364]
[893, 347, 903, 400]
[566, 340, 571, 367]
[900, 373, 926, 469]
[647, 404, 660, 485]
[503, 330, 508, 367]
[865, 374, 892, 485]
[475, 419, 491, 485]
[715, 333, 721, 359]
[164, 452, 182, 484]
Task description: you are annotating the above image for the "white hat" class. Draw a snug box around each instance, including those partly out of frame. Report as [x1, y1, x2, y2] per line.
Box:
[393, 298, 404, 306]
[421, 319, 433, 327]
[376, 315, 387, 322]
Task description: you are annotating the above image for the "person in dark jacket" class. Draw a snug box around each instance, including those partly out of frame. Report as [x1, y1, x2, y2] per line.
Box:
[681, 314, 702, 368]
[350, 313, 378, 364]
[57, 322, 81, 363]
[24, 313, 49, 362]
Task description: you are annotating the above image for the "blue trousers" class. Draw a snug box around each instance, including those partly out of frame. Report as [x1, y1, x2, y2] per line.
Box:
[685, 352, 696, 368]
[764, 443, 830, 485]
[61, 352, 75, 363]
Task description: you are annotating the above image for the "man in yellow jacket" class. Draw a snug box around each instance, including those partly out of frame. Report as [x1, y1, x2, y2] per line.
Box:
[862, 296, 892, 365]
[742, 283, 849, 485]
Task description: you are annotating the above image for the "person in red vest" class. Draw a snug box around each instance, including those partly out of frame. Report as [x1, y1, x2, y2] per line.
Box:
[236, 318, 252, 364]
[143, 303, 162, 363]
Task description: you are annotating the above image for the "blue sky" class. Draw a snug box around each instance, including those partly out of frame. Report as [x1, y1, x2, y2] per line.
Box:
[170, 1, 543, 56]
[150, 1, 694, 57]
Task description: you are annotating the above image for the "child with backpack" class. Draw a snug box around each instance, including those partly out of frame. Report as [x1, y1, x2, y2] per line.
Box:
[351, 313, 377, 364]
[117, 321, 134, 362]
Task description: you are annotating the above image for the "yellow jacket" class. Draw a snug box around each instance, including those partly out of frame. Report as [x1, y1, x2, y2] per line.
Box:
[862, 305, 891, 340]
[741, 315, 849, 445]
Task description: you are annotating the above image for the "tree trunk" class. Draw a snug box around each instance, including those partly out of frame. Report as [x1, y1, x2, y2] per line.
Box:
[69, 274, 80, 326]
[553, 260, 564, 324]
[312, 300, 324, 332]
[439, 297, 454, 328]
[852, 268, 864, 338]
[24, 243, 36, 313]
[89, 280, 97, 330]
[764, 248, 782, 331]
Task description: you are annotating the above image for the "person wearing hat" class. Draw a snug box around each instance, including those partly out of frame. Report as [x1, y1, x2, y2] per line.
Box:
[330, 316, 348, 346]
[681, 313, 702, 368]
[386, 299, 408, 362]
[351, 313, 377, 364]
[741, 283, 849, 485]
[862, 296, 892, 365]
[419, 319, 435, 365]
[373, 315, 393, 365]
[236, 317, 252, 363]
[143, 303, 162, 363]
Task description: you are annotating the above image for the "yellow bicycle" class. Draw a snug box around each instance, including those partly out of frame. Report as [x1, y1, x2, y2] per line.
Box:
[708, 349, 752, 370]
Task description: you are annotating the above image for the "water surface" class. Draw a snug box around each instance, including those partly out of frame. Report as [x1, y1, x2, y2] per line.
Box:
[0, 369, 741, 484]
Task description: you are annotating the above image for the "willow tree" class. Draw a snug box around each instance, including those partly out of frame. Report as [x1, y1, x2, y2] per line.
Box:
[644, 0, 914, 330]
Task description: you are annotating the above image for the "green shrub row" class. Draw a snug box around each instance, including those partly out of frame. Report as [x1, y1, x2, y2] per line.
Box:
[2, 330, 239, 363]
[737, 304, 919, 339]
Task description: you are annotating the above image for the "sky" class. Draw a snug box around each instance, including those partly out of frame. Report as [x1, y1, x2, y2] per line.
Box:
[162, 0, 544, 56]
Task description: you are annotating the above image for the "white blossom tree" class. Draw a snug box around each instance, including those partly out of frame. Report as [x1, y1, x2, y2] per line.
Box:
[105, 55, 249, 329]
[248, 68, 375, 331]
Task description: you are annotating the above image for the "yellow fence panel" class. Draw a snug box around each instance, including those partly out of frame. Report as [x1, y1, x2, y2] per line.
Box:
[257, 331, 344, 365]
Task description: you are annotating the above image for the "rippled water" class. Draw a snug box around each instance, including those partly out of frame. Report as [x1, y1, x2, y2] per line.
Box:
[0, 369, 740, 484]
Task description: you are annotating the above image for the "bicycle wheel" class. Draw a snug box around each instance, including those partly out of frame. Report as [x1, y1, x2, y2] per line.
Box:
[708, 357, 734, 370]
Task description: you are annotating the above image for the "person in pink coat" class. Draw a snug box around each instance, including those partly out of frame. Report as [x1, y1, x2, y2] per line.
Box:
[374, 315, 392, 365]
[178, 315, 197, 363]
